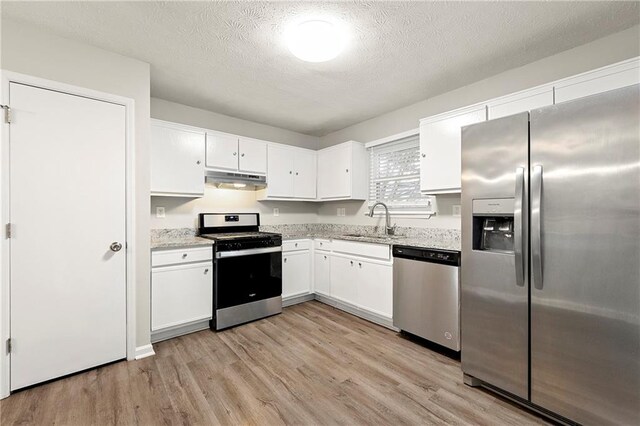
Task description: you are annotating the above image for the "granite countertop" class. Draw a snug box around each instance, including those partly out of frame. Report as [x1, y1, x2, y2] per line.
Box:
[262, 224, 461, 252]
[151, 224, 461, 252]
[151, 229, 213, 250]
[279, 232, 460, 251]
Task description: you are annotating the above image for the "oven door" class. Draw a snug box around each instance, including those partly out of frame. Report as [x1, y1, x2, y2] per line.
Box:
[214, 246, 282, 311]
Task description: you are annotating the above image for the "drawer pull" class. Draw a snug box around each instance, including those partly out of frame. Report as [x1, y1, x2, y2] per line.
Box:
[204, 268, 209, 274]
[182, 253, 188, 258]
[358, 262, 362, 268]
[350, 260, 354, 266]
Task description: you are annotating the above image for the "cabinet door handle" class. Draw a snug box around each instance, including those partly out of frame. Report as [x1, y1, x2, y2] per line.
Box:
[241, 153, 245, 157]
[289, 171, 293, 174]
[346, 169, 349, 173]
[324, 255, 327, 259]
[350, 260, 354, 266]
[182, 253, 188, 258]
[295, 243, 298, 247]
[358, 262, 362, 268]
[204, 268, 209, 274]
[110, 242, 123, 252]
[421, 153, 426, 158]
[295, 172, 299, 175]
[196, 160, 201, 165]
[284, 258, 288, 263]
[233, 152, 237, 156]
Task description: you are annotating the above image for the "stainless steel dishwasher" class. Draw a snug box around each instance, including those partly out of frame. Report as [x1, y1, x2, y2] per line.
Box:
[393, 245, 461, 351]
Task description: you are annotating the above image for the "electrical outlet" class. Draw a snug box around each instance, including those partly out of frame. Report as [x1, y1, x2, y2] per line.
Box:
[156, 206, 165, 218]
[338, 208, 346, 217]
[453, 205, 461, 217]
[337, 208, 341, 216]
[273, 208, 279, 217]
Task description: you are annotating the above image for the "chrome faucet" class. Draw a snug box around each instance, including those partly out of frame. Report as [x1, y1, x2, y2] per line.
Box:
[368, 201, 397, 235]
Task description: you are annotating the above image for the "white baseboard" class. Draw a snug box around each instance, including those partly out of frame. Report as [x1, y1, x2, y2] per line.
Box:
[314, 293, 398, 331]
[134, 344, 156, 360]
[151, 319, 210, 343]
[282, 292, 315, 307]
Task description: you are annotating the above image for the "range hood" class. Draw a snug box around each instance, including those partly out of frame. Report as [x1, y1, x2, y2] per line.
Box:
[205, 170, 267, 190]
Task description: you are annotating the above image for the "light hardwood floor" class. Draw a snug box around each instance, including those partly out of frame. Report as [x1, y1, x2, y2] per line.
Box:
[0, 301, 548, 425]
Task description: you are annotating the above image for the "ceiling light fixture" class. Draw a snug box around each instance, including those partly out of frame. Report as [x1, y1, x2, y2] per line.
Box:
[285, 19, 346, 63]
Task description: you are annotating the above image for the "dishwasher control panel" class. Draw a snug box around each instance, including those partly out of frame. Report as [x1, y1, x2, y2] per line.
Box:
[392, 246, 460, 266]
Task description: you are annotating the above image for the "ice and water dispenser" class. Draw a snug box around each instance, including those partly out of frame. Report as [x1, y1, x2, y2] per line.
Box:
[472, 198, 515, 253]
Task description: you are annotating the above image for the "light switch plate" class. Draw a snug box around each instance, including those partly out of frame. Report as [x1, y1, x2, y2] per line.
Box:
[273, 208, 279, 217]
[156, 206, 165, 218]
[453, 205, 461, 216]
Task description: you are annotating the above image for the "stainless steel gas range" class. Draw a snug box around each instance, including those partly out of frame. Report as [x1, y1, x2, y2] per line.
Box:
[198, 213, 282, 330]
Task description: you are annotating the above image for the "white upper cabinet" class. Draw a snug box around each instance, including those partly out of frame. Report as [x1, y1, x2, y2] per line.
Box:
[317, 141, 368, 200]
[264, 144, 294, 197]
[238, 137, 267, 174]
[554, 59, 640, 104]
[206, 131, 238, 171]
[488, 85, 554, 120]
[258, 144, 317, 200]
[293, 148, 317, 199]
[419, 106, 486, 194]
[206, 132, 267, 175]
[151, 120, 205, 197]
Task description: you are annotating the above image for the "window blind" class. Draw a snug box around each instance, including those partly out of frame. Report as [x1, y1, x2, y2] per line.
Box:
[368, 135, 434, 214]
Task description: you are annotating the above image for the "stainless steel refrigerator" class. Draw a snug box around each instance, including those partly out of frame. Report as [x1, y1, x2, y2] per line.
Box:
[461, 84, 639, 425]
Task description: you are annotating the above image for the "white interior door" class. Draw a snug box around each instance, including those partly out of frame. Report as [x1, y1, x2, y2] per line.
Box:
[9, 82, 127, 390]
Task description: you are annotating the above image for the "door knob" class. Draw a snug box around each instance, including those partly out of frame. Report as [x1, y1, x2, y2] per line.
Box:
[110, 242, 123, 252]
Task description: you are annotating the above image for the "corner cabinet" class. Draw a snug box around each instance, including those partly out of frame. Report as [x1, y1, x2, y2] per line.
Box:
[206, 131, 267, 175]
[419, 106, 486, 194]
[151, 120, 205, 197]
[317, 141, 368, 200]
[257, 145, 316, 200]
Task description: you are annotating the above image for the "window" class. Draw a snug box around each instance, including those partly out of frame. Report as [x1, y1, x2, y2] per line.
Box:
[368, 135, 435, 215]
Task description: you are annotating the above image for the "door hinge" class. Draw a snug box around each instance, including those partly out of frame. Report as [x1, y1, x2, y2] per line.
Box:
[5, 223, 12, 239]
[6, 338, 11, 354]
[0, 105, 11, 124]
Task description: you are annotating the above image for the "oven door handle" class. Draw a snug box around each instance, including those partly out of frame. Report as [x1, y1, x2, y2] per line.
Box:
[216, 246, 282, 258]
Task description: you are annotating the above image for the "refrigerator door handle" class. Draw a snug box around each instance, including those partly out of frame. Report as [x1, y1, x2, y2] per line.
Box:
[531, 165, 543, 289]
[514, 167, 525, 287]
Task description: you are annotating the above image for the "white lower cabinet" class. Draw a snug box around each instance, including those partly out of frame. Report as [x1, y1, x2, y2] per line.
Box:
[313, 251, 331, 296]
[151, 261, 213, 331]
[282, 242, 312, 299]
[330, 255, 358, 304]
[356, 259, 393, 318]
[328, 248, 393, 320]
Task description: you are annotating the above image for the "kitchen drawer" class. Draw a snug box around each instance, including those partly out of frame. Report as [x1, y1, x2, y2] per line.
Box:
[283, 239, 311, 252]
[331, 239, 390, 260]
[152, 246, 213, 267]
[314, 239, 331, 251]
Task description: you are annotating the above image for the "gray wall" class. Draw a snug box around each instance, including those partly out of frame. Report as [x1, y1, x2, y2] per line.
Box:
[315, 25, 640, 230]
[319, 25, 640, 147]
[151, 98, 319, 150]
[1, 19, 153, 349]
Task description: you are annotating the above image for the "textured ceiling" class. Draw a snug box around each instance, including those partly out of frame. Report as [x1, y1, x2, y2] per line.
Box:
[3, 1, 639, 136]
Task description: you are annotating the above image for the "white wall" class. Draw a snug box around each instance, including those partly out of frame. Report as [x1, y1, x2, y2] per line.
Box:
[151, 98, 318, 149]
[151, 187, 318, 230]
[1, 19, 152, 348]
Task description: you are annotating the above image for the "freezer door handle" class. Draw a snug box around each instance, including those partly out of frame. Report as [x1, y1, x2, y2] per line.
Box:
[531, 165, 543, 289]
[514, 167, 525, 287]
